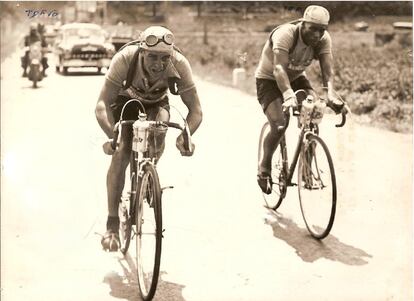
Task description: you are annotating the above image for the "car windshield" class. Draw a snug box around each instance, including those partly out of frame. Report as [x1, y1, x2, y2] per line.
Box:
[64, 28, 104, 39]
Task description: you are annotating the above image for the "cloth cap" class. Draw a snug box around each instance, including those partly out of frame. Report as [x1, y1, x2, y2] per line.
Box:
[303, 5, 330, 26]
[140, 26, 174, 53]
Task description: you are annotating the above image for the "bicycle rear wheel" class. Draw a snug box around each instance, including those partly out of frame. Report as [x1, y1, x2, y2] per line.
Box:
[257, 122, 287, 210]
[298, 134, 336, 239]
[120, 153, 138, 255]
[136, 163, 162, 301]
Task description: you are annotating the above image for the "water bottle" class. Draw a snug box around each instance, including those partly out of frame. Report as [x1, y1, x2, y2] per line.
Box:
[300, 95, 315, 126]
[312, 99, 326, 124]
[133, 113, 150, 152]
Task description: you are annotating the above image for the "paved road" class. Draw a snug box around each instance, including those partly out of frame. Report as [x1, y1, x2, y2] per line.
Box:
[1, 52, 412, 301]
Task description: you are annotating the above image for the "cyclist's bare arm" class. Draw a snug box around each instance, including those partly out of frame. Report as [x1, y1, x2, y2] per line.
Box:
[95, 79, 121, 138]
[319, 53, 335, 97]
[273, 49, 292, 94]
[319, 53, 350, 115]
[179, 88, 203, 135]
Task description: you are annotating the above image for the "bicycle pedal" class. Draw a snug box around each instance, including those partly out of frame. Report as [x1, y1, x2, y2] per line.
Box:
[291, 182, 297, 186]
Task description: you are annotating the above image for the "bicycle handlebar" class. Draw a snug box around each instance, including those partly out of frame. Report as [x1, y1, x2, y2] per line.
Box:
[335, 112, 347, 128]
[111, 120, 192, 153]
[281, 94, 347, 130]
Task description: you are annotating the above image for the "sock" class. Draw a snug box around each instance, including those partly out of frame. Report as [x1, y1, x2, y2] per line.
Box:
[106, 216, 120, 232]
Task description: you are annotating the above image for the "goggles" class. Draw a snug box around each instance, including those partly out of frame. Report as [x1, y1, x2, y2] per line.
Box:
[144, 33, 174, 47]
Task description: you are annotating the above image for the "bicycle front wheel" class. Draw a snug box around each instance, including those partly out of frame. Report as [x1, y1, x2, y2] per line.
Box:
[258, 122, 287, 210]
[136, 163, 162, 301]
[298, 134, 336, 239]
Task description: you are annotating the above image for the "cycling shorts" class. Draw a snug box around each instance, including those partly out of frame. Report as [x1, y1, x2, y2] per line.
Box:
[110, 95, 170, 122]
[256, 76, 313, 112]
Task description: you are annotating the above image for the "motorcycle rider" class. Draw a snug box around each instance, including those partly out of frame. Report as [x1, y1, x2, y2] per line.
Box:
[21, 23, 48, 77]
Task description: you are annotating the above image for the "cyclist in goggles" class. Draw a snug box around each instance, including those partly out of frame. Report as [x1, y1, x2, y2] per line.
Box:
[95, 25, 203, 251]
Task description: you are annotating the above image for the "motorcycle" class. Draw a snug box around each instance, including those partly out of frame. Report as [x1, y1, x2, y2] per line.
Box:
[27, 42, 44, 88]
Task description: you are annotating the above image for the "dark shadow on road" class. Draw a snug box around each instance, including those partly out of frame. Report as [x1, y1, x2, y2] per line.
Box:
[156, 273, 187, 301]
[21, 85, 45, 90]
[264, 209, 372, 265]
[104, 269, 139, 301]
[103, 252, 186, 301]
[103, 253, 139, 301]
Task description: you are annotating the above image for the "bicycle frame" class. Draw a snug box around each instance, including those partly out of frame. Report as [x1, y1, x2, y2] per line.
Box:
[279, 89, 346, 187]
[279, 114, 318, 187]
[113, 101, 191, 300]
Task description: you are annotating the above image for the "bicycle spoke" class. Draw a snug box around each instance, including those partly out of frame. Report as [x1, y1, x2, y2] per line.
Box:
[298, 135, 336, 239]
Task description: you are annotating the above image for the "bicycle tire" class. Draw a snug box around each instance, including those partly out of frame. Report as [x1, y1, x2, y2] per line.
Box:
[298, 134, 336, 239]
[120, 153, 138, 255]
[257, 122, 287, 210]
[136, 163, 162, 301]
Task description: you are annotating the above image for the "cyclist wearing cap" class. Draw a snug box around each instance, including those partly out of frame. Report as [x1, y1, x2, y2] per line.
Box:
[255, 5, 349, 194]
[95, 26, 202, 251]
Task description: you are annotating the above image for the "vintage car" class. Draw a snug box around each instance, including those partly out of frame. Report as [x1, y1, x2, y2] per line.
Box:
[54, 23, 115, 74]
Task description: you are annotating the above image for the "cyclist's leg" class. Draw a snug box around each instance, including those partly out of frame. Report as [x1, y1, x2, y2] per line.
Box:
[146, 99, 170, 161]
[107, 128, 133, 217]
[256, 79, 286, 175]
[22, 51, 29, 76]
[102, 96, 136, 251]
[41, 55, 48, 75]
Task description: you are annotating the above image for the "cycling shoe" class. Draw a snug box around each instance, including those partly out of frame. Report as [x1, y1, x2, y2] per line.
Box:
[257, 172, 272, 195]
[101, 229, 120, 252]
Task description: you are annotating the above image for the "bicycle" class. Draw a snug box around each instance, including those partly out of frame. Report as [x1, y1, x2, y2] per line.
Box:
[257, 89, 347, 239]
[112, 99, 192, 300]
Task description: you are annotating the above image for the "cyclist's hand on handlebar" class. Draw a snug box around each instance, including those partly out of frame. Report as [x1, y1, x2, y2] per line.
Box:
[282, 89, 297, 113]
[103, 122, 121, 155]
[282, 97, 297, 113]
[103, 140, 115, 155]
[176, 133, 195, 157]
[327, 97, 345, 115]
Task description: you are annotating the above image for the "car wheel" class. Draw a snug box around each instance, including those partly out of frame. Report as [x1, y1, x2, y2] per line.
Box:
[63, 67, 68, 75]
[97, 67, 102, 74]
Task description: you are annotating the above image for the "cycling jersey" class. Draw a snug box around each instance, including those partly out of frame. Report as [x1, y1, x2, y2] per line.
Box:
[255, 22, 332, 82]
[106, 45, 196, 104]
